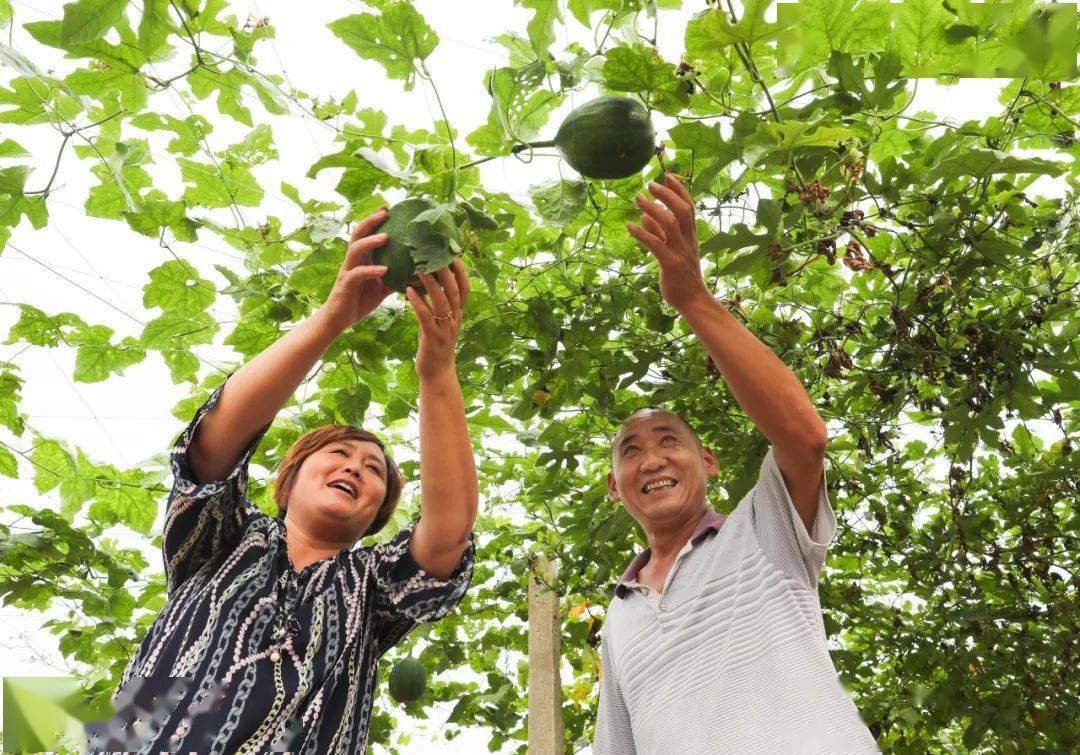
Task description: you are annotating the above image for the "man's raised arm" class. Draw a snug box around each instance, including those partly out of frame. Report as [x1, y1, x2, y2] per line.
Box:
[627, 173, 828, 533]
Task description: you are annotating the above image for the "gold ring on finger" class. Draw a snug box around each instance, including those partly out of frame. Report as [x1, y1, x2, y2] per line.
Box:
[434, 312, 453, 321]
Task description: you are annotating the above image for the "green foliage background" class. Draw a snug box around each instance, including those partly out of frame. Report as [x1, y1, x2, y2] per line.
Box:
[0, 0, 1077, 752]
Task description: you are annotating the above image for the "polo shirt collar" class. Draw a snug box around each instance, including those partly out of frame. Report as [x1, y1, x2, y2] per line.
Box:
[614, 508, 727, 599]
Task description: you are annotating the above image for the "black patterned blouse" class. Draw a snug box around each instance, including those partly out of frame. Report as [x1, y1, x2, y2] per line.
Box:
[86, 379, 475, 753]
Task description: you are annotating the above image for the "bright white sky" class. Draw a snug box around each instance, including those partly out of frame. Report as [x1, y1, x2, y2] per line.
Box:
[0, 0, 1055, 752]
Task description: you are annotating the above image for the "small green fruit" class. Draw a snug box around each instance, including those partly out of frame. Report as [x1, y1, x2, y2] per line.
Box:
[388, 655, 426, 703]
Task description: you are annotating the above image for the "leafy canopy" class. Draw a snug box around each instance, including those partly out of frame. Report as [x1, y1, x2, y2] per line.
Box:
[0, 1, 1077, 753]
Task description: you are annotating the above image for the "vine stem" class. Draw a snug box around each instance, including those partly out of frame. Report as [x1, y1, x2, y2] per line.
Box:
[718, 0, 809, 190]
[1020, 88, 1080, 131]
[418, 59, 460, 202]
[723, 0, 781, 123]
[25, 109, 126, 197]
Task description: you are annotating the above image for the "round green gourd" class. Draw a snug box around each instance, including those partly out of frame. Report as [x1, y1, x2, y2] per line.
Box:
[371, 197, 443, 293]
[388, 655, 426, 703]
[540, 96, 657, 180]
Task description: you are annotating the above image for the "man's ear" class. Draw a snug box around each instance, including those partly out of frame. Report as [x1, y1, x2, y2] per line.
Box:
[606, 471, 620, 501]
[701, 446, 719, 477]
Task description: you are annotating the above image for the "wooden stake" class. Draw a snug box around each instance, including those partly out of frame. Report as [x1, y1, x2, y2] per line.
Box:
[528, 555, 564, 755]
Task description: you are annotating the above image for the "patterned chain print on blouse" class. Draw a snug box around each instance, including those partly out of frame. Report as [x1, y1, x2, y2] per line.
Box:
[86, 376, 475, 754]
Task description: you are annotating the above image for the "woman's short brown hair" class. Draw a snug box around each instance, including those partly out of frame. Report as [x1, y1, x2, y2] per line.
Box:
[272, 425, 404, 539]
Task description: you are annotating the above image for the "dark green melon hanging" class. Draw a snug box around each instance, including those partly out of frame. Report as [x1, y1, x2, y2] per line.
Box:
[516, 95, 657, 180]
[388, 654, 427, 703]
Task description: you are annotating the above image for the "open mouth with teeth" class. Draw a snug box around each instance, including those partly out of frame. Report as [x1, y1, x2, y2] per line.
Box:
[642, 478, 678, 495]
[327, 480, 357, 499]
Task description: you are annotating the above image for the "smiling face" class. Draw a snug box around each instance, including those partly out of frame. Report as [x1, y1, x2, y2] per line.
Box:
[606, 409, 718, 531]
[284, 438, 391, 544]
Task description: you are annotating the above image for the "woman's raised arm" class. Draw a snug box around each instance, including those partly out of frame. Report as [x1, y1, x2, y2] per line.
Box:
[187, 209, 392, 484]
[404, 260, 479, 579]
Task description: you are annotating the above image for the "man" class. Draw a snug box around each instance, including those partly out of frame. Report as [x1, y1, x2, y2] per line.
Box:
[592, 173, 879, 753]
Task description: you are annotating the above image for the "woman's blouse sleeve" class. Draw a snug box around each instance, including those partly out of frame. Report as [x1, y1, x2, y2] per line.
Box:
[163, 377, 271, 594]
[368, 521, 475, 655]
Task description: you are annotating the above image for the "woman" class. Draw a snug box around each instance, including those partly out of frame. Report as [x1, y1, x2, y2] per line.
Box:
[87, 208, 478, 753]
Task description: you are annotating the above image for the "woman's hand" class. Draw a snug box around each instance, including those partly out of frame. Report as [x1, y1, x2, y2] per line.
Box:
[318, 208, 393, 332]
[406, 258, 470, 381]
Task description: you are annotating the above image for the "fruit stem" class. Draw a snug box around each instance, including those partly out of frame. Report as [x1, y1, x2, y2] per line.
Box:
[455, 154, 500, 171]
[511, 139, 557, 153]
[453, 140, 559, 172]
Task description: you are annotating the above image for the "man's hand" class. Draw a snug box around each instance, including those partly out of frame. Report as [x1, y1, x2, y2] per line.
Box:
[627, 172, 711, 310]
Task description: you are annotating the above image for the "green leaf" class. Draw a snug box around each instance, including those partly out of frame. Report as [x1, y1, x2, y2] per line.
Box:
[786, 0, 860, 59]
[828, 51, 869, 98]
[0, 443, 16, 477]
[141, 310, 218, 348]
[123, 197, 197, 241]
[223, 124, 278, 168]
[319, 151, 400, 202]
[60, 0, 127, 46]
[143, 260, 216, 316]
[518, 0, 562, 56]
[895, 0, 962, 76]
[700, 222, 772, 255]
[0, 365, 25, 436]
[162, 348, 199, 384]
[30, 438, 77, 495]
[457, 199, 498, 231]
[1, 677, 88, 753]
[566, 0, 622, 27]
[129, 113, 210, 156]
[4, 306, 87, 347]
[971, 235, 1029, 265]
[0, 138, 28, 157]
[755, 198, 782, 234]
[178, 156, 263, 208]
[406, 202, 461, 271]
[88, 468, 157, 534]
[928, 149, 1064, 182]
[667, 121, 738, 165]
[602, 44, 688, 116]
[73, 333, 146, 383]
[743, 119, 853, 165]
[187, 65, 260, 127]
[0, 165, 49, 232]
[137, 0, 171, 57]
[60, 449, 97, 519]
[466, 62, 563, 155]
[224, 315, 281, 359]
[327, 3, 439, 90]
[529, 180, 589, 228]
[288, 246, 341, 302]
[685, 1, 792, 51]
[281, 182, 340, 215]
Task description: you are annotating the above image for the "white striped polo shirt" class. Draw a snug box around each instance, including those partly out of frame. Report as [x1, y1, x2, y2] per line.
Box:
[593, 445, 879, 754]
